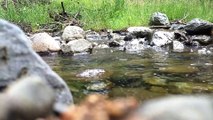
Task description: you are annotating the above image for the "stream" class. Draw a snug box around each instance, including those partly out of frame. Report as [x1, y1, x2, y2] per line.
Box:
[42, 48, 213, 103]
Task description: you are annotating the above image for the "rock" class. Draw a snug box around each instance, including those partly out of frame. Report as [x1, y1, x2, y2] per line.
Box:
[150, 12, 170, 26]
[0, 19, 73, 104]
[94, 44, 109, 49]
[127, 27, 153, 39]
[61, 39, 92, 53]
[62, 26, 85, 41]
[191, 35, 212, 46]
[77, 69, 105, 78]
[86, 81, 111, 91]
[174, 31, 189, 42]
[151, 31, 174, 46]
[184, 18, 213, 35]
[3, 75, 55, 120]
[124, 34, 134, 41]
[198, 48, 211, 55]
[170, 24, 185, 30]
[85, 31, 101, 41]
[111, 33, 125, 40]
[159, 65, 199, 74]
[137, 95, 213, 120]
[30, 32, 61, 53]
[173, 40, 185, 52]
[109, 40, 121, 47]
[124, 39, 145, 53]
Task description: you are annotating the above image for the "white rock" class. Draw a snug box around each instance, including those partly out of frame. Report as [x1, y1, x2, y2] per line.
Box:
[62, 26, 85, 41]
[61, 39, 92, 53]
[151, 31, 174, 46]
[77, 69, 105, 78]
[173, 40, 184, 52]
[31, 32, 60, 52]
[198, 48, 211, 55]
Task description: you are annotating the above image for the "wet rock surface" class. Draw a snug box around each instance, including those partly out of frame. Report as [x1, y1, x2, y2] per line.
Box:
[0, 19, 73, 104]
[184, 18, 213, 35]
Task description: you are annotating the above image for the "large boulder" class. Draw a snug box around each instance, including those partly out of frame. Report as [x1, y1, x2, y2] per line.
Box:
[62, 26, 85, 41]
[61, 39, 92, 53]
[184, 18, 213, 35]
[150, 12, 170, 26]
[30, 32, 61, 53]
[137, 95, 213, 120]
[151, 31, 174, 46]
[0, 19, 73, 104]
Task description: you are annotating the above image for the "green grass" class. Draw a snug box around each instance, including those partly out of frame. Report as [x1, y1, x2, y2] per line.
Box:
[0, 0, 212, 31]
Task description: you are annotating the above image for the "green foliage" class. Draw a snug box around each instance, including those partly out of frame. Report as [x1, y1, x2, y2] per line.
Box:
[0, 0, 212, 30]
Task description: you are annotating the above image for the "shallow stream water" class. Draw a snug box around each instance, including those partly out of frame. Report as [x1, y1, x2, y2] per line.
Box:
[42, 48, 213, 103]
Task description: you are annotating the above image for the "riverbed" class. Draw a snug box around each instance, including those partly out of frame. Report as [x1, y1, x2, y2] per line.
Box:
[42, 48, 213, 103]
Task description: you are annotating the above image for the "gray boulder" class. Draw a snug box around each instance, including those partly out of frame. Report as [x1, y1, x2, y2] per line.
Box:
[30, 32, 61, 53]
[137, 95, 213, 120]
[62, 26, 85, 41]
[61, 39, 92, 53]
[191, 35, 212, 46]
[184, 18, 213, 35]
[0, 19, 73, 104]
[127, 27, 153, 39]
[150, 12, 170, 26]
[151, 31, 174, 46]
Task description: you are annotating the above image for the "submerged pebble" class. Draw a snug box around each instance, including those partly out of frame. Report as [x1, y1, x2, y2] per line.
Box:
[77, 69, 105, 78]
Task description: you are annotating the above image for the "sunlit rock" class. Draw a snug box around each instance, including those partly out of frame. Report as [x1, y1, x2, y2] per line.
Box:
[61, 39, 92, 53]
[77, 69, 105, 78]
[86, 81, 111, 91]
[62, 26, 85, 41]
[151, 31, 174, 46]
[150, 12, 170, 25]
[0, 19, 73, 104]
[173, 40, 184, 52]
[31, 32, 61, 53]
[198, 48, 211, 55]
[124, 39, 145, 53]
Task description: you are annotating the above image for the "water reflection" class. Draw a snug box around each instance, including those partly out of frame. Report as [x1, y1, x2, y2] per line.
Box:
[42, 48, 213, 103]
